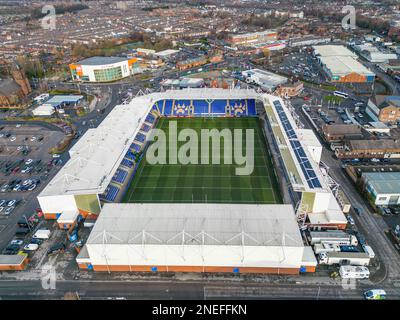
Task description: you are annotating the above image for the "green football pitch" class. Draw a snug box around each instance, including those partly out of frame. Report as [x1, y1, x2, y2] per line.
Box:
[123, 117, 282, 204]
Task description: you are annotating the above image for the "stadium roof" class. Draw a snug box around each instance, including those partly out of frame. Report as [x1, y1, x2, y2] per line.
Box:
[39, 88, 260, 198]
[87, 203, 303, 247]
[39, 96, 152, 197]
[363, 172, 400, 194]
[75, 56, 128, 66]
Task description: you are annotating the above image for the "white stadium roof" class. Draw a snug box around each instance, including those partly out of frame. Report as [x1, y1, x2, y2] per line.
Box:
[87, 203, 303, 247]
[82, 203, 309, 269]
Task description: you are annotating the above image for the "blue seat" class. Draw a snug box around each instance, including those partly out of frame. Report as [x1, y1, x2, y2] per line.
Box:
[163, 99, 173, 115]
[112, 169, 128, 184]
[121, 158, 134, 168]
[192, 100, 209, 115]
[134, 132, 146, 143]
[101, 185, 120, 202]
[211, 100, 227, 115]
[141, 123, 151, 132]
[145, 113, 155, 124]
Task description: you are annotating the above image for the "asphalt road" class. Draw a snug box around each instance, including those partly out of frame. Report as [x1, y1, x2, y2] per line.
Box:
[0, 279, 399, 300]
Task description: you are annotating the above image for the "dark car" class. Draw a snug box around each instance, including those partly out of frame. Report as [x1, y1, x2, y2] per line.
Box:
[5, 243, 20, 252]
[47, 243, 66, 255]
[354, 207, 363, 216]
[15, 227, 30, 236]
[30, 238, 43, 245]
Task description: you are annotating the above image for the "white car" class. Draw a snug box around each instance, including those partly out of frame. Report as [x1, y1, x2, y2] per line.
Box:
[17, 146, 23, 151]
[4, 206, 15, 215]
[371, 158, 380, 163]
[0, 206, 4, 213]
[347, 216, 355, 226]
[25, 159, 33, 165]
[28, 184, 36, 191]
[16, 124, 21, 128]
[0, 133, 4, 138]
[30, 137, 36, 142]
[52, 154, 61, 158]
[7, 200, 16, 207]
[11, 239, 23, 246]
[24, 243, 39, 251]
[22, 179, 32, 186]
[0, 200, 6, 206]
[10, 136, 16, 142]
[13, 184, 21, 191]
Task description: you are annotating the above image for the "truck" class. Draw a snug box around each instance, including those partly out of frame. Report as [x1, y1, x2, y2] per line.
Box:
[339, 265, 370, 279]
[309, 231, 358, 246]
[363, 245, 375, 258]
[318, 252, 370, 266]
[33, 229, 51, 240]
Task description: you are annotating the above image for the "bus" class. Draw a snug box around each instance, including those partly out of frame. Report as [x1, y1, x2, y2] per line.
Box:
[334, 91, 349, 99]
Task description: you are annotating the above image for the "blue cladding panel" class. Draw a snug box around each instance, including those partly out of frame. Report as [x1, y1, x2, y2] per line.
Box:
[193, 100, 209, 115]
[164, 100, 173, 115]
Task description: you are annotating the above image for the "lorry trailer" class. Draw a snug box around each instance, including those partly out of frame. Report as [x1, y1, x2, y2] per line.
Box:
[309, 231, 358, 246]
[318, 252, 370, 266]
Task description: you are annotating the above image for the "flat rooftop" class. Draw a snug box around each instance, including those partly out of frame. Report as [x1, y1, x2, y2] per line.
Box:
[87, 203, 303, 247]
[75, 56, 128, 66]
[363, 172, 400, 194]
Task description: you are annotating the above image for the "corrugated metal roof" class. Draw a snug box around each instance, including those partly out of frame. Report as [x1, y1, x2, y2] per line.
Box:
[364, 172, 400, 194]
[87, 203, 303, 247]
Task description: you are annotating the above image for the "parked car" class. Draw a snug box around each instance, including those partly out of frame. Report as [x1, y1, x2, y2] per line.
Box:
[4, 206, 15, 215]
[347, 216, 355, 226]
[15, 227, 29, 236]
[25, 159, 33, 165]
[23, 243, 39, 251]
[47, 243, 66, 255]
[52, 154, 61, 158]
[10, 239, 23, 246]
[7, 199, 16, 207]
[354, 207, 363, 216]
[30, 238, 43, 245]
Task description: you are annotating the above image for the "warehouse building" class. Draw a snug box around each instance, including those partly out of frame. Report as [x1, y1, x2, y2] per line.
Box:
[76, 203, 317, 274]
[313, 45, 375, 83]
[227, 30, 278, 47]
[69, 56, 140, 82]
[362, 172, 400, 206]
[242, 69, 287, 92]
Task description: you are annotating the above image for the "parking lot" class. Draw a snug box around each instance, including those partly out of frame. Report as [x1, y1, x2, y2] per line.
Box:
[0, 123, 66, 257]
[269, 50, 328, 84]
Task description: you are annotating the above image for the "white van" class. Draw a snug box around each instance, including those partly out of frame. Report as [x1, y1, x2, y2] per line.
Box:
[339, 265, 370, 279]
[363, 245, 375, 259]
[33, 229, 51, 240]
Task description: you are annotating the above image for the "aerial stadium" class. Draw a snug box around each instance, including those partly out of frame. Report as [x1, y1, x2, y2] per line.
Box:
[37, 88, 347, 274]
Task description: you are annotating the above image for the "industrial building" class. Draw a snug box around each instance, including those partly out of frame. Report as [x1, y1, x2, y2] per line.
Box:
[313, 45, 375, 83]
[227, 30, 278, 47]
[362, 172, 400, 206]
[37, 88, 347, 274]
[354, 43, 397, 63]
[241, 69, 287, 92]
[69, 56, 140, 82]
